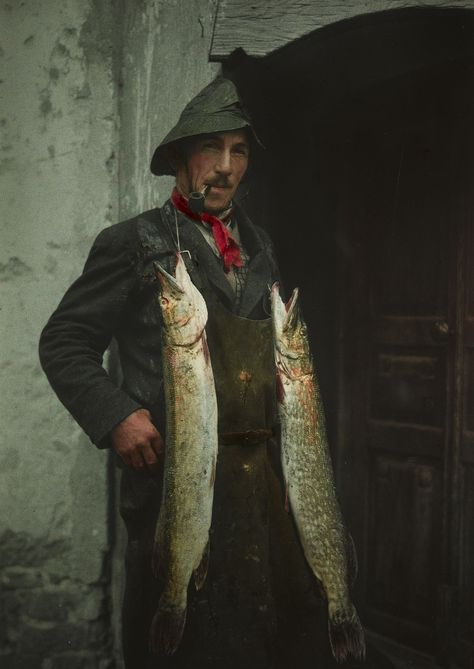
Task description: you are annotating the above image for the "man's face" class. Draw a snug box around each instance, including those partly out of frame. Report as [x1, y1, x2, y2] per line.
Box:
[174, 129, 250, 214]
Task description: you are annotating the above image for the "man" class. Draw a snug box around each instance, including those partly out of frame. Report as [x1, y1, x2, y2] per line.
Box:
[39, 77, 333, 668]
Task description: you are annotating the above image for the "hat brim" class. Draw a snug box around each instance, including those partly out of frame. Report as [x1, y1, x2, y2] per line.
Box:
[150, 121, 264, 176]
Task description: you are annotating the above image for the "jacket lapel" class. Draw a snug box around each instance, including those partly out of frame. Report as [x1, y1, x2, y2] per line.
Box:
[235, 207, 272, 318]
[161, 201, 235, 308]
[160, 200, 273, 317]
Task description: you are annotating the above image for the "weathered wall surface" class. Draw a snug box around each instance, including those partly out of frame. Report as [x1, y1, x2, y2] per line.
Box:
[0, 0, 121, 667]
[118, 0, 220, 219]
[1, 0, 219, 667]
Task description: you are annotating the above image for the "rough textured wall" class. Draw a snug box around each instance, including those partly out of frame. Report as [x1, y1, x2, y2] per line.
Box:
[0, 1, 121, 667]
[119, 0, 221, 219]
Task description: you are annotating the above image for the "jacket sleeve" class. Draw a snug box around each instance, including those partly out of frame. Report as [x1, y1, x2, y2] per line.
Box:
[39, 224, 142, 447]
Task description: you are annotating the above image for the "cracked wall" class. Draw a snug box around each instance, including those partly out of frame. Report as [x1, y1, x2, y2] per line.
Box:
[118, 0, 220, 218]
[1, 0, 120, 667]
[1, 0, 219, 667]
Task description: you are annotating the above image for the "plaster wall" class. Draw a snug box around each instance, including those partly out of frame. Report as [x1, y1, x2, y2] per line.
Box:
[1, 0, 220, 666]
[118, 0, 220, 219]
[0, 1, 120, 666]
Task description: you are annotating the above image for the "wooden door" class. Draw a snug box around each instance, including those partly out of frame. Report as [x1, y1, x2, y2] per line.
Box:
[331, 68, 474, 666]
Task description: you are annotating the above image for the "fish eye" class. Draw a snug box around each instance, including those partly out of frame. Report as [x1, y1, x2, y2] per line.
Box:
[160, 296, 169, 307]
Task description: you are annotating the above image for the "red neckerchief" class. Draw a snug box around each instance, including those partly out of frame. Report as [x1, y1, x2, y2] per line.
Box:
[171, 188, 242, 272]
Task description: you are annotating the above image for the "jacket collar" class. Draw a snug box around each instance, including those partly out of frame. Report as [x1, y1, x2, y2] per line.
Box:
[161, 199, 272, 318]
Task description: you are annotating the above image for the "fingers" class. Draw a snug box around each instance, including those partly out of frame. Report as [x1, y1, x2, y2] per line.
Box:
[117, 442, 161, 473]
[141, 442, 161, 474]
[150, 431, 165, 457]
[110, 410, 165, 473]
[129, 444, 147, 470]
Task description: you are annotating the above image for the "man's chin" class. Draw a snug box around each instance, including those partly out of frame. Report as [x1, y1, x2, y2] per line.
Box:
[204, 197, 232, 216]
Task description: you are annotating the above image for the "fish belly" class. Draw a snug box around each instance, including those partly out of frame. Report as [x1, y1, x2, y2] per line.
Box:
[151, 339, 218, 654]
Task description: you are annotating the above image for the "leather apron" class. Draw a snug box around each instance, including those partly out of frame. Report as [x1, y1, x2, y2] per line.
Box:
[119, 210, 393, 669]
[118, 296, 337, 669]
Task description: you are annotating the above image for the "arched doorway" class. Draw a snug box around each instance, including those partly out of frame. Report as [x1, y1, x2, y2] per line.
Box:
[221, 8, 474, 668]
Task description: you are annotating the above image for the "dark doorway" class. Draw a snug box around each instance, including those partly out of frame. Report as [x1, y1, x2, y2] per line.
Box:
[323, 63, 474, 668]
[225, 10, 474, 668]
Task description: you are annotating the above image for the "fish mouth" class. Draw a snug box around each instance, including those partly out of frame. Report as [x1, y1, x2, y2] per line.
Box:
[271, 284, 299, 325]
[154, 262, 185, 296]
[284, 287, 299, 324]
[271, 283, 300, 363]
[154, 254, 196, 298]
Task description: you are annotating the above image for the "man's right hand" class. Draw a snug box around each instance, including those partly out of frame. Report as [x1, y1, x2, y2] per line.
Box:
[111, 408, 164, 474]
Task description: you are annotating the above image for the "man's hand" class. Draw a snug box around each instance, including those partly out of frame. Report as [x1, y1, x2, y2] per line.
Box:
[111, 409, 164, 473]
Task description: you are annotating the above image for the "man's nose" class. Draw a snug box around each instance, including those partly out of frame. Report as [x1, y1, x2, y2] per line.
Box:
[215, 150, 232, 174]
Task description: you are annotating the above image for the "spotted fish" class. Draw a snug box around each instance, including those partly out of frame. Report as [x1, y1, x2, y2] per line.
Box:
[150, 253, 218, 655]
[271, 283, 365, 664]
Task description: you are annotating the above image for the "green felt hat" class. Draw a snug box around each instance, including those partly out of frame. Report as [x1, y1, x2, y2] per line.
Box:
[150, 77, 260, 176]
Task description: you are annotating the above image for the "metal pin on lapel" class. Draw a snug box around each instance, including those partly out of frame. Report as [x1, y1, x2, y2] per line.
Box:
[172, 208, 192, 260]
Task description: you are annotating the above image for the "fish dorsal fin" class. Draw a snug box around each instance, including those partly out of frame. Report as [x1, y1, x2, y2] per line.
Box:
[346, 531, 358, 586]
[193, 539, 210, 591]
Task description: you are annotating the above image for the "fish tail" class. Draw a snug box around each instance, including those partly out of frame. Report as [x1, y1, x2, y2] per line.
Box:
[328, 607, 366, 664]
[149, 604, 187, 656]
[193, 539, 210, 591]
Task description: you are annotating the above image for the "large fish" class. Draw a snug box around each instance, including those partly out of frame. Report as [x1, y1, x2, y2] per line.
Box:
[150, 253, 218, 655]
[271, 283, 365, 664]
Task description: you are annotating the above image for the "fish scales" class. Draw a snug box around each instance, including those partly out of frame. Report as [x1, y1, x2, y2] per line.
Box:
[272, 283, 365, 664]
[281, 371, 348, 597]
[150, 254, 218, 656]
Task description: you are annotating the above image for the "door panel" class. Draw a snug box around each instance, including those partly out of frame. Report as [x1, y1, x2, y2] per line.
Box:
[458, 137, 474, 664]
[370, 347, 447, 426]
[329, 67, 473, 665]
[368, 455, 442, 618]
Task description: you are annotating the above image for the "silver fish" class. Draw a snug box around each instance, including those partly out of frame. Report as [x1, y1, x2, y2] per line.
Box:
[150, 253, 218, 655]
[271, 283, 365, 664]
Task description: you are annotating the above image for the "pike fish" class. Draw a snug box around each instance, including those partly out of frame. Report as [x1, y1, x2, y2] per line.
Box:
[271, 283, 365, 664]
[150, 253, 218, 655]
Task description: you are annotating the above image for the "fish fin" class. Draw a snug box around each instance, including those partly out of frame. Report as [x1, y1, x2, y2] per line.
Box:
[284, 483, 290, 513]
[151, 545, 166, 581]
[149, 605, 187, 656]
[194, 539, 210, 591]
[151, 527, 167, 580]
[314, 576, 327, 601]
[346, 531, 359, 586]
[202, 330, 211, 365]
[209, 455, 216, 488]
[276, 372, 285, 404]
[328, 608, 366, 664]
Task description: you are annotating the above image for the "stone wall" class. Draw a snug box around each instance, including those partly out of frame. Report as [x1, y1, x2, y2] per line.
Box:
[0, 0, 218, 667]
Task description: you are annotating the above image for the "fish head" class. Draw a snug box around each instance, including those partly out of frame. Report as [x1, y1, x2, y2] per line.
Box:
[271, 283, 312, 379]
[154, 254, 208, 345]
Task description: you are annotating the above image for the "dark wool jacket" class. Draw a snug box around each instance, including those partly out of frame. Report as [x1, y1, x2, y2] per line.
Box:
[39, 200, 281, 448]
